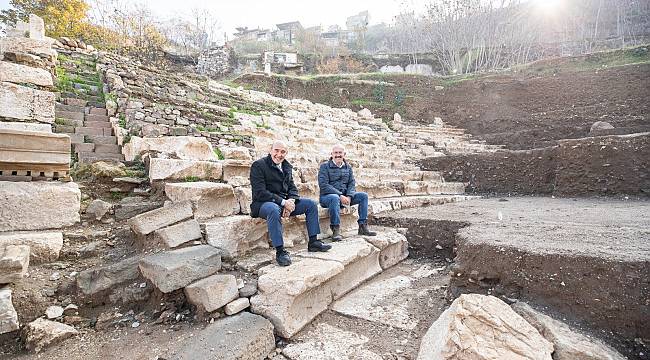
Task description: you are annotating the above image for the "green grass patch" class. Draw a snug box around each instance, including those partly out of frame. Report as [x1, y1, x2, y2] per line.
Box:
[213, 147, 224, 160]
[183, 176, 200, 182]
[351, 99, 381, 107]
[118, 114, 126, 128]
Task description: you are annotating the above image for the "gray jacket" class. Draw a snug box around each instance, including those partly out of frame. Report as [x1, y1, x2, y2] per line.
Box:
[318, 159, 356, 197]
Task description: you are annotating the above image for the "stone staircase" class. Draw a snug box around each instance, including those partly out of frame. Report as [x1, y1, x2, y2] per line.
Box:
[53, 51, 123, 164]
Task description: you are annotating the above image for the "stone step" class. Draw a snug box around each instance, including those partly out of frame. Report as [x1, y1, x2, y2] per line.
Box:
[55, 103, 85, 113]
[128, 200, 193, 236]
[88, 107, 107, 116]
[55, 110, 84, 122]
[53, 124, 75, 134]
[63, 98, 87, 107]
[55, 118, 83, 127]
[84, 121, 111, 129]
[250, 228, 409, 338]
[86, 135, 116, 145]
[368, 194, 479, 216]
[69, 134, 84, 144]
[74, 127, 103, 136]
[148, 158, 223, 182]
[94, 144, 121, 154]
[73, 143, 94, 154]
[77, 152, 124, 164]
[85, 114, 109, 122]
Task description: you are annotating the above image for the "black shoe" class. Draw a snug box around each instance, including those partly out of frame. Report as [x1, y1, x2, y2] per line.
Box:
[308, 239, 332, 252]
[276, 249, 292, 266]
[358, 223, 377, 236]
[330, 225, 343, 242]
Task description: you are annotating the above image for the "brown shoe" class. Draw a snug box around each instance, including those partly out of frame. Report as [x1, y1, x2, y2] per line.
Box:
[358, 223, 377, 236]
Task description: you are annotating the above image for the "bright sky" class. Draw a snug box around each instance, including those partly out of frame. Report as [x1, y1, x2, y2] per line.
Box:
[0, 0, 418, 40]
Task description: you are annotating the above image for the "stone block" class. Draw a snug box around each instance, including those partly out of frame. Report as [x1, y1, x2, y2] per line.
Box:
[0, 181, 80, 232]
[139, 245, 222, 293]
[148, 158, 223, 181]
[76, 256, 142, 297]
[0, 37, 56, 59]
[417, 294, 552, 360]
[0, 82, 55, 123]
[172, 312, 274, 360]
[28, 14, 45, 39]
[221, 146, 252, 160]
[203, 215, 269, 259]
[127, 200, 193, 236]
[0, 245, 30, 284]
[362, 229, 409, 269]
[0, 231, 63, 264]
[165, 182, 239, 219]
[223, 159, 252, 183]
[115, 199, 163, 220]
[251, 257, 343, 338]
[297, 238, 381, 300]
[224, 298, 250, 315]
[0, 61, 53, 87]
[123, 136, 217, 162]
[0, 122, 51, 133]
[184, 274, 238, 312]
[233, 186, 252, 215]
[0, 287, 19, 334]
[0, 129, 70, 168]
[153, 219, 202, 248]
[23, 318, 79, 353]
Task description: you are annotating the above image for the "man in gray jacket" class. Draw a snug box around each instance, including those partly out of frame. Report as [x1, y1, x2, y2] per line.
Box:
[318, 144, 377, 241]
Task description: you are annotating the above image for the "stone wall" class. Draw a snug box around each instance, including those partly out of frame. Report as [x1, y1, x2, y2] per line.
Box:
[196, 45, 234, 78]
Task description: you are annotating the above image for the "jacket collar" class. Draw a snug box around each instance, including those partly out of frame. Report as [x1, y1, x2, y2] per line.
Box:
[328, 158, 348, 168]
[265, 154, 292, 171]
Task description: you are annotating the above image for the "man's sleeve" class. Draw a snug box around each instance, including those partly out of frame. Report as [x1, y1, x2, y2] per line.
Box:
[250, 161, 284, 205]
[318, 163, 342, 195]
[287, 169, 300, 200]
[345, 166, 356, 197]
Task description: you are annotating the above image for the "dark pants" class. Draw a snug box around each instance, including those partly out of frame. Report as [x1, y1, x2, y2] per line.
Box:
[258, 198, 321, 248]
[320, 192, 369, 225]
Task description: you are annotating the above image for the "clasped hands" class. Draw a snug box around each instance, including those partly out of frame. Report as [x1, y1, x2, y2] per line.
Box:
[281, 199, 296, 219]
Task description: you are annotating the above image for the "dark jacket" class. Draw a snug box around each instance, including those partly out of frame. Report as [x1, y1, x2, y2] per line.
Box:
[249, 154, 300, 218]
[318, 159, 356, 197]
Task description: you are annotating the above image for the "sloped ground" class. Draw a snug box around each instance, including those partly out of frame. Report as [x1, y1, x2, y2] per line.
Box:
[236, 47, 650, 150]
[376, 197, 650, 359]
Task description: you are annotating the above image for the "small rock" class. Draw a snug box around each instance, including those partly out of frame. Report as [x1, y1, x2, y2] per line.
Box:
[46, 305, 64, 319]
[23, 318, 78, 353]
[50, 272, 60, 281]
[236, 279, 245, 289]
[85, 199, 112, 220]
[239, 283, 257, 297]
[224, 298, 250, 315]
[63, 304, 78, 315]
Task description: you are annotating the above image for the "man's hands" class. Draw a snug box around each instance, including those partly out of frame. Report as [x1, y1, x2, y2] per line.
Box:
[282, 199, 296, 218]
[340, 195, 351, 206]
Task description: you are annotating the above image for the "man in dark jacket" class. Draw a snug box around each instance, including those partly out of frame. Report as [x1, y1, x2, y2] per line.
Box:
[318, 144, 377, 241]
[250, 140, 331, 266]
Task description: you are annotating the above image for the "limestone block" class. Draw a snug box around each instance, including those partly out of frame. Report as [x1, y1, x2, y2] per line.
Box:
[251, 257, 343, 338]
[233, 186, 252, 215]
[417, 294, 553, 360]
[363, 229, 409, 270]
[123, 136, 217, 162]
[0, 82, 55, 123]
[127, 200, 193, 236]
[148, 158, 223, 181]
[0, 129, 70, 167]
[164, 182, 238, 219]
[224, 298, 250, 315]
[152, 218, 200, 248]
[0, 231, 63, 264]
[0, 286, 19, 334]
[173, 312, 274, 360]
[512, 302, 626, 360]
[184, 274, 238, 312]
[203, 215, 269, 258]
[221, 146, 252, 160]
[404, 181, 430, 196]
[0, 121, 51, 133]
[297, 238, 381, 299]
[0, 61, 53, 87]
[0, 181, 80, 232]
[23, 318, 78, 353]
[28, 14, 45, 39]
[76, 256, 142, 297]
[0, 37, 56, 59]
[296, 182, 318, 199]
[356, 182, 401, 198]
[223, 159, 252, 183]
[139, 245, 222, 293]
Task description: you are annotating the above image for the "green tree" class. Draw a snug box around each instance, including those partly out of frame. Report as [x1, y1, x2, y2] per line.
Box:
[0, 0, 90, 38]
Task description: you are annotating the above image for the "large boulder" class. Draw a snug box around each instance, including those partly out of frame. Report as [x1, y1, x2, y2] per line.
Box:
[0, 181, 80, 232]
[23, 318, 78, 353]
[0, 231, 63, 264]
[123, 136, 217, 161]
[0, 287, 19, 334]
[139, 245, 222, 293]
[148, 158, 223, 181]
[164, 182, 239, 219]
[417, 294, 553, 360]
[171, 312, 274, 360]
[511, 302, 626, 360]
[0, 82, 55, 123]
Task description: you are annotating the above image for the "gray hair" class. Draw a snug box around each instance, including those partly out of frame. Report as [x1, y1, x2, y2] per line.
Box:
[271, 140, 288, 150]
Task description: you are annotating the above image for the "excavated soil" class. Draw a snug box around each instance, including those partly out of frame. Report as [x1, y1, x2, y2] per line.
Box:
[376, 197, 650, 359]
